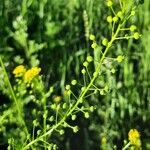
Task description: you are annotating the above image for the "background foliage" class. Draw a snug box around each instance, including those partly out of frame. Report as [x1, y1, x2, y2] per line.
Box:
[0, 0, 149, 149]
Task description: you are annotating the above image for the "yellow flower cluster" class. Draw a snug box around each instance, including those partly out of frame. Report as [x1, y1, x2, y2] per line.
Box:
[128, 129, 141, 148]
[13, 65, 26, 77]
[13, 65, 41, 82]
[24, 67, 41, 82]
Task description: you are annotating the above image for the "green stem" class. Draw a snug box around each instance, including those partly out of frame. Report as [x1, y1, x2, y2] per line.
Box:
[115, 36, 133, 40]
[0, 56, 33, 149]
[23, 22, 122, 149]
[43, 97, 47, 150]
[122, 142, 131, 150]
[111, 6, 116, 16]
[0, 57, 21, 115]
[66, 24, 121, 118]
[22, 0, 27, 16]
[119, 0, 123, 9]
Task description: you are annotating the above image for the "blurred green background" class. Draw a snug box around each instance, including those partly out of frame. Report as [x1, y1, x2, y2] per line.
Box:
[0, 0, 150, 149]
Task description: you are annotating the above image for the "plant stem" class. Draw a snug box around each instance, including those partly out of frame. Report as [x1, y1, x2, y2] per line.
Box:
[23, 22, 122, 149]
[0, 56, 33, 149]
[0, 56, 21, 115]
[122, 142, 131, 150]
[119, 0, 123, 9]
[43, 96, 47, 150]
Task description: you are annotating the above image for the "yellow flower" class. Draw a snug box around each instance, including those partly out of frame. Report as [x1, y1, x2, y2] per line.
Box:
[24, 67, 41, 82]
[128, 129, 141, 148]
[13, 65, 26, 77]
[101, 136, 107, 144]
[53, 96, 62, 103]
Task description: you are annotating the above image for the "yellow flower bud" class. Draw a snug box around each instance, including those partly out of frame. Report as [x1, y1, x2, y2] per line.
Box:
[24, 67, 41, 82]
[13, 65, 26, 77]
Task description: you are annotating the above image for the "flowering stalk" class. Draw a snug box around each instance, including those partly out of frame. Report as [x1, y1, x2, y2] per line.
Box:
[1, 1, 142, 149]
[23, 11, 130, 149]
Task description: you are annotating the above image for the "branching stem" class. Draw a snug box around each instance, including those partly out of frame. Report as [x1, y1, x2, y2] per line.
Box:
[23, 22, 122, 149]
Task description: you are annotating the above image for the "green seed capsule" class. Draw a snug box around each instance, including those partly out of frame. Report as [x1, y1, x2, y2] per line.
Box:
[71, 115, 76, 120]
[87, 56, 93, 62]
[107, 16, 113, 23]
[65, 85, 71, 90]
[59, 130, 64, 135]
[133, 32, 140, 39]
[107, 0, 113, 7]
[89, 34, 95, 41]
[71, 80, 77, 85]
[62, 103, 67, 109]
[73, 126, 79, 133]
[90, 106, 94, 112]
[130, 25, 137, 32]
[83, 61, 89, 67]
[113, 16, 118, 22]
[102, 38, 108, 46]
[111, 68, 116, 74]
[117, 11, 123, 19]
[131, 11, 135, 16]
[91, 42, 97, 49]
[81, 68, 86, 74]
[116, 55, 124, 63]
[84, 112, 89, 118]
